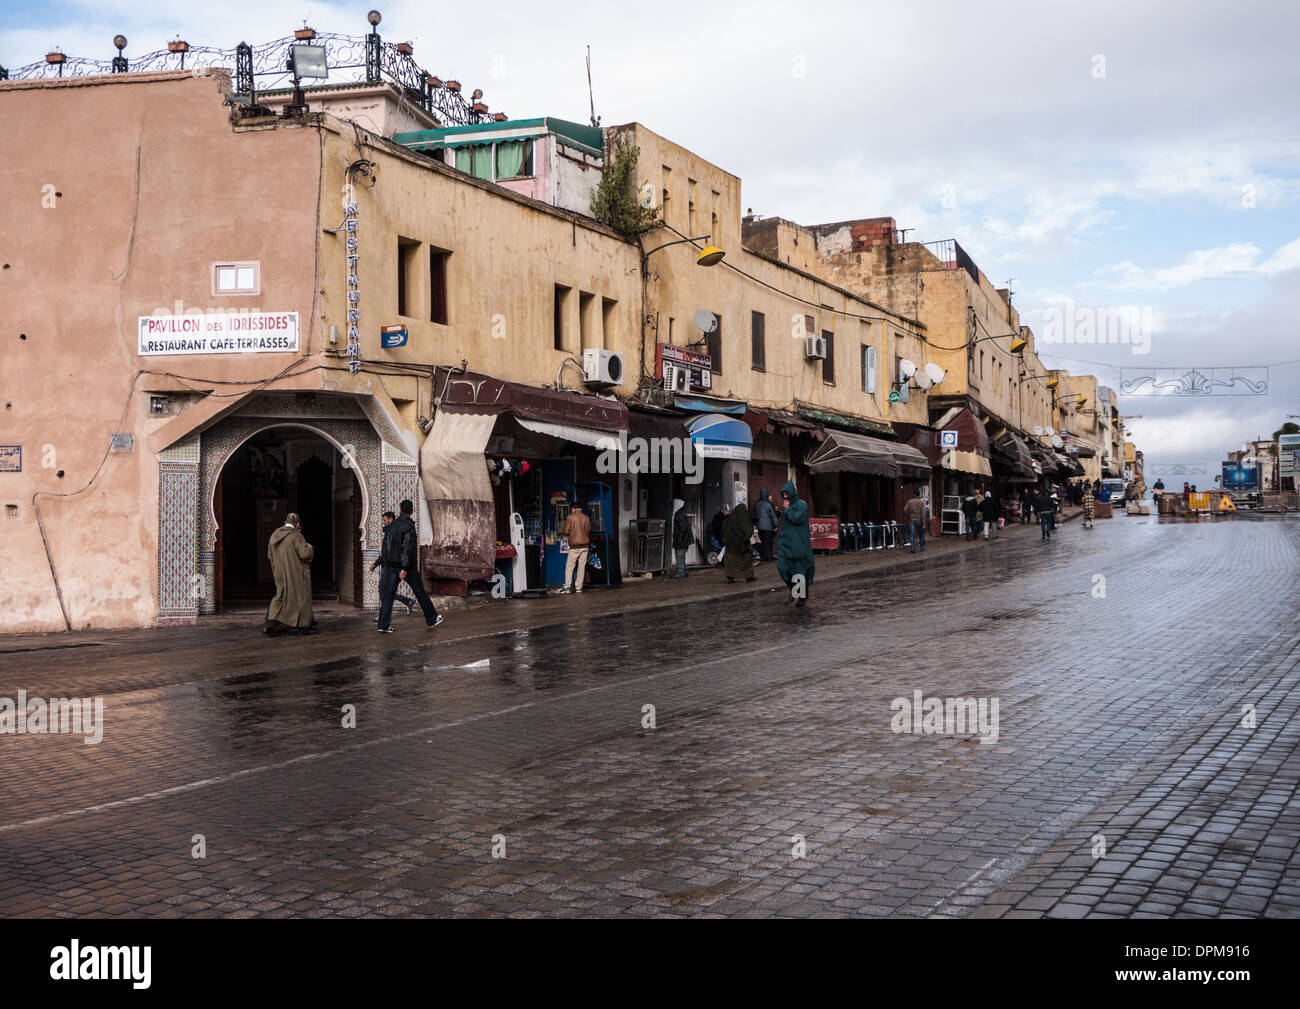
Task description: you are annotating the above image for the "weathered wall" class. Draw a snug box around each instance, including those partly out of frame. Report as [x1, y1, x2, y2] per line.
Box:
[318, 127, 641, 401]
[0, 70, 323, 632]
[615, 123, 930, 431]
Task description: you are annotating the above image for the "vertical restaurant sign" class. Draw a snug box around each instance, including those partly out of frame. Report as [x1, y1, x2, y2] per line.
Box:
[343, 178, 361, 374]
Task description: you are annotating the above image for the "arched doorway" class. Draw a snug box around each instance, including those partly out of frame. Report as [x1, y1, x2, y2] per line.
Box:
[214, 427, 363, 610]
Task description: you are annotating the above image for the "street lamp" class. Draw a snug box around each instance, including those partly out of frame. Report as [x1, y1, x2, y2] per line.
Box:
[641, 235, 726, 277]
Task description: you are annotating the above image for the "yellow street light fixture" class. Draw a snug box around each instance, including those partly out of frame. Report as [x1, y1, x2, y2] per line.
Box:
[696, 244, 726, 267]
[641, 235, 726, 276]
[1010, 337, 1027, 354]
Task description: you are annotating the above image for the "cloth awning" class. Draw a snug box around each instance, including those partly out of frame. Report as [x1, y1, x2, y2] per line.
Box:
[687, 414, 752, 459]
[437, 367, 628, 432]
[516, 418, 609, 448]
[1032, 450, 1060, 475]
[420, 411, 497, 583]
[805, 430, 930, 478]
[942, 449, 993, 477]
[796, 404, 894, 438]
[1057, 453, 1085, 476]
[929, 406, 990, 456]
[764, 408, 826, 441]
[991, 431, 1036, 477]
[891, 441, 934, 479]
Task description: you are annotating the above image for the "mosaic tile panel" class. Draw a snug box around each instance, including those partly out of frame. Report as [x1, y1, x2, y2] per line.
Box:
[157, 459, 199, 618]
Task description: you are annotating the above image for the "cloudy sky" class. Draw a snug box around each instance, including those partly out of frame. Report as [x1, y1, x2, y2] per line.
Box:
[5, 0, 1297, 477]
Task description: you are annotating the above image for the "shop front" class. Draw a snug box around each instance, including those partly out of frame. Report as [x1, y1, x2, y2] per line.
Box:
[803, 429, 932, 549]
[684, 413, 753, 561]
[420, 368, 627, 595]
[906, 408, 991, 535]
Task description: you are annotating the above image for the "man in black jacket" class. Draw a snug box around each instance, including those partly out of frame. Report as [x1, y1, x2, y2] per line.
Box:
[377, 499, 442, 633]
[961, 494, 980, 540]
[979, 493, 1002, 540]
[1032, 489, 1055, 540]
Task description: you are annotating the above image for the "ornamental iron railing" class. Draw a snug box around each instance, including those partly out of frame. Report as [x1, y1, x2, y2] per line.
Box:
[1, 29, 498, 127]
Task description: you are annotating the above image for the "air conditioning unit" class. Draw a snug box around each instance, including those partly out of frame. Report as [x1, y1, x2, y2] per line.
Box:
[804, 335, 827, 360]
[582, 348, 623, 386]
[663, 363, 690, 394]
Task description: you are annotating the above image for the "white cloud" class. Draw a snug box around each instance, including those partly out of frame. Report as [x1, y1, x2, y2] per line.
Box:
[1098, 237, 1300, 290]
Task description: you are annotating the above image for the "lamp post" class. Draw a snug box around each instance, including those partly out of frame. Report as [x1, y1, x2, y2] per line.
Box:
[365, 9, 382, 82]
[112, 35, 128, 73]
[641, 235, 725, 278]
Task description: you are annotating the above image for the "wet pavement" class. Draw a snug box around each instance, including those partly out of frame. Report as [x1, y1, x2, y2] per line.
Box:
[1, 511, 1297, 917]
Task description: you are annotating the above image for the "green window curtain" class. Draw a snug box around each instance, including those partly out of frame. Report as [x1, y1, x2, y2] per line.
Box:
[455, 147, 471, 173]
[471, 144, 493, 180]
[496, 141, 523, 179]
[496, 140, 533, 179]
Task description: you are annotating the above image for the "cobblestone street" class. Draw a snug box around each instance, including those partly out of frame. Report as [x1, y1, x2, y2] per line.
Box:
[2, 513, 1297, 918]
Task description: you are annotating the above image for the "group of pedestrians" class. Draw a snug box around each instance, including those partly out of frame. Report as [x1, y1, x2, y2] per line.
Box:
[670, 480, 815, 606]
[263, 499, 443, 637]
[960, 491, 1005, 540]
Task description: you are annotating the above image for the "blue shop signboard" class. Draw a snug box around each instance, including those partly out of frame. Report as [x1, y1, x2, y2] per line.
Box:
[381, 325, 408, 349]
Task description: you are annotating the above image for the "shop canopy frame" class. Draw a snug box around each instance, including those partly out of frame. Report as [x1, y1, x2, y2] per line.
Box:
[805, 430, 932, 479]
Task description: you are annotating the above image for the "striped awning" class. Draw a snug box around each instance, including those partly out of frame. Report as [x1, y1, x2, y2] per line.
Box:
[942, 449, 993, 477]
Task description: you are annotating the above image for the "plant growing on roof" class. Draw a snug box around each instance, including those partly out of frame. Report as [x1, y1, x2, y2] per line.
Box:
[590, 138, 662, 238]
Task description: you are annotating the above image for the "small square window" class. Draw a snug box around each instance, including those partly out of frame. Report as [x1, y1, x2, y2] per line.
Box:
[212, 261, 259, 295]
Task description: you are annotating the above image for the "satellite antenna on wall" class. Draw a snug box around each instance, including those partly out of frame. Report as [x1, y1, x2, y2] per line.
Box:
[924, 362, 946, 385]
[694, 309, 718, 335]
[586, 45, 600, 127]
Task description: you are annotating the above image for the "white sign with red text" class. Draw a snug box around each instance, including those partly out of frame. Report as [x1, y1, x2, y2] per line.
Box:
[137, 312, 299, 355]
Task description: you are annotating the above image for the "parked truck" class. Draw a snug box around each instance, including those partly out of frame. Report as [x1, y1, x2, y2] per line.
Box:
[1220, 460, 1260, 507]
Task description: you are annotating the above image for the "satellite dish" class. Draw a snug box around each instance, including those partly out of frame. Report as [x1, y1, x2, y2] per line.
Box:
[924, 362, 946, 384]
[899, 358, 917, 378]
[1051, 435, 1064, 448]
[693, 309, 718, 334]
[915, 372, 933, 390]
[1033, 426, 1043, 436]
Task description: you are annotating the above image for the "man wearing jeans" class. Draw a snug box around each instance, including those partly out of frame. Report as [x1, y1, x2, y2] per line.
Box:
[377, 499, 442, 632]
[559, 500, 590, 594]
[1033, 489, 1054, 540]
[903, 488, 927, 553]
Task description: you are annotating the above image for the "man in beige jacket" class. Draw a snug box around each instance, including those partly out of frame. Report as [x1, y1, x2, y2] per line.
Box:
[559, 501, 591, 594]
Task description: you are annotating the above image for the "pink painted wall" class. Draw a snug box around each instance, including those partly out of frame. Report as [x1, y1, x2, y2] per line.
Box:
[0, 70, 322, 631]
